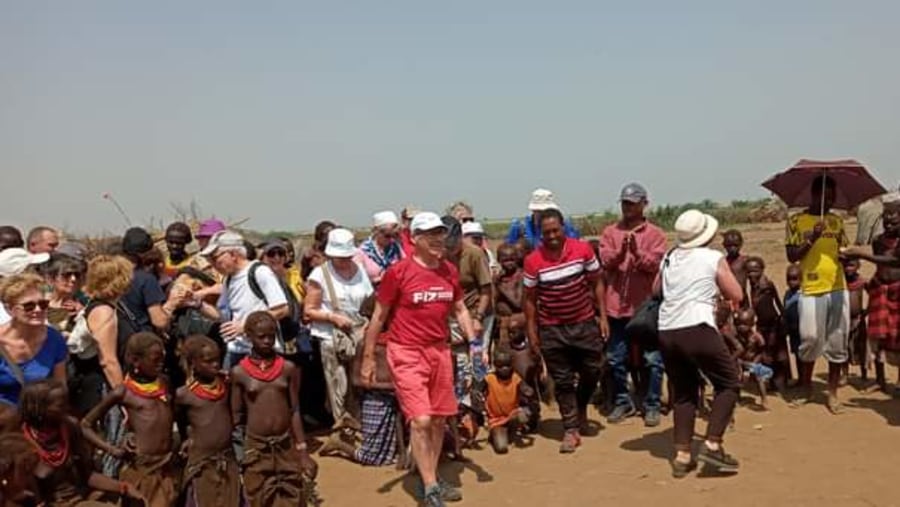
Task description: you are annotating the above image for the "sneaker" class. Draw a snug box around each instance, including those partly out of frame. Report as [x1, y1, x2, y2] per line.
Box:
[670, 459, 697, 479]
[697, 444, 740, 473]
[607, 404, 636, 424]
[423, 485, 446, 507]
[437, 478, 463, 503]
[644, 409, 661, 428]
[559, 430, 581, 454]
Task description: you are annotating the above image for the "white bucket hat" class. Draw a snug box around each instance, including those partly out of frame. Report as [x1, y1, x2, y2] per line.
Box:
[528, 188, 560, 212]
[324, 228, 357, 258]
[372, 211, 399, 228]
[461, 222, 485, 236]
[0, 248, 49, 277]
[675, 210, 719, 249]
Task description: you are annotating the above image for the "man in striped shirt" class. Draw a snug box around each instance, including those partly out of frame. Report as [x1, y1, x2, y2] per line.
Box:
[524, 208, 609, 454]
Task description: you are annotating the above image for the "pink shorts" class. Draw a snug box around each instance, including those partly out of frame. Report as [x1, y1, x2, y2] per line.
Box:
[387, 341, 457, 420]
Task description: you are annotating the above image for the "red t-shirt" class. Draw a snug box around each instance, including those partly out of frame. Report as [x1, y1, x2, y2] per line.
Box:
[523, 238, 600, 326]
[377, 257, 462, 346]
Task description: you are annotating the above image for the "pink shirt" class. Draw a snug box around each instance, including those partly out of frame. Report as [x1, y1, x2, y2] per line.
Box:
[599, 220, 668, 319]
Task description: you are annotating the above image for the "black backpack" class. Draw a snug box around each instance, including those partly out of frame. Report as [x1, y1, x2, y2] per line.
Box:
[232, 262, 302, 349]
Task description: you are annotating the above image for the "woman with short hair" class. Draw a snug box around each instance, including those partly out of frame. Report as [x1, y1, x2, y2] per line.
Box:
[357, 211, 405, 285]
[655, 210, 744, 478]
[43, 253, 87, 336]
[0, 274, 68, 407]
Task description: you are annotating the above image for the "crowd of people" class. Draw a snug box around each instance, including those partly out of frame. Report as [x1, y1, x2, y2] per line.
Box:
[0, 180, 898, 507]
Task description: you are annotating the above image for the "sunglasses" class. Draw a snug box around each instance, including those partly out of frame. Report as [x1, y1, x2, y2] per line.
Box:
[460, 217, 475, 223]
[265, 249, 287, 258]
[58, 271, 83, 280]
[17, 299, 51, 312]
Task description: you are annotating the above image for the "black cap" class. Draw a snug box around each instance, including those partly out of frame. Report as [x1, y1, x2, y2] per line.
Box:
[122, 227, 154, 256]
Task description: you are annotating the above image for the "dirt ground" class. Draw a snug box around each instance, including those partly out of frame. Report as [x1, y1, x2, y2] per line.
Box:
[313, 222, 900, 507]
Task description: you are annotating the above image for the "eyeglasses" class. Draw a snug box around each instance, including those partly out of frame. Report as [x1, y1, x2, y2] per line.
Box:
[17, 299, 51, 312]
[58, 271, 82, 280]
[460, 217, 475, 223]
[265, 249, 287, 258]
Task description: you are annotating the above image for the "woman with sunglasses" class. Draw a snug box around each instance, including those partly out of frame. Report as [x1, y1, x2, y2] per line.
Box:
[357, 211, 405, 286]
[44, 253, 87, 337]
[0, 273, 68, 407]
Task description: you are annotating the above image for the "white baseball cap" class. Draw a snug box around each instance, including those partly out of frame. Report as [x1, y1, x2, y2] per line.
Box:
[528, 188, 560, 212]
[199, 231, 245, 257]
[372, 211, 399, 228]
[0, 248, 50, 277]
[410, 212, 447, 235]
[461, 222, 485, 236]
[324, 228, 357, 258]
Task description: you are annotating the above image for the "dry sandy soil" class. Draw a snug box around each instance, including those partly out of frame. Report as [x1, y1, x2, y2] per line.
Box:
[313, 223, 900, 507]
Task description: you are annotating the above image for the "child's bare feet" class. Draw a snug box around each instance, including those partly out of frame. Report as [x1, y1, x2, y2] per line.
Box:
[826, 393, 845, 415]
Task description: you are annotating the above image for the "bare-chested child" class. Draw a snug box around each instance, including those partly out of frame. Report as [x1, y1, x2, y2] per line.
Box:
[783, 264, 803, 385]
[21, 379, 145, 506]
[231, 311, 317, 507]
[844, 198, 900, 393]
[744, 256, 789, 391]
[841, 258, 868, 383]
[734, 309, 774, 409]
[177, 335, 245, 507]
[82, 331, 178, 507]
[494, 243, 541, 430]
[723, 230, 748, 305]
[483, 349, 535, 454]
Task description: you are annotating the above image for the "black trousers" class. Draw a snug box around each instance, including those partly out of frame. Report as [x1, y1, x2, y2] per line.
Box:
[540, 320, 604, 431]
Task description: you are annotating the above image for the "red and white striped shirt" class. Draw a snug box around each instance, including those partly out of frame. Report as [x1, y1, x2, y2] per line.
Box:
[523, 238, 601, 326]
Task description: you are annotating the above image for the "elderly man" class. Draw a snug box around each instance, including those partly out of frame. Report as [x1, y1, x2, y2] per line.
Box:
[199, 230, 290, 368]
[26, 226, 59, 254]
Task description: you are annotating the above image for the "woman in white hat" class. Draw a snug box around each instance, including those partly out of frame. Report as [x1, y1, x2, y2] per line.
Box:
[304, 229, 374, 428]
[356, 211, 405, 285]
[654, 210, 744, 478]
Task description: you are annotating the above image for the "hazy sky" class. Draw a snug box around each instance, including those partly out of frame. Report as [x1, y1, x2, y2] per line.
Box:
[2, 1, 899, 234]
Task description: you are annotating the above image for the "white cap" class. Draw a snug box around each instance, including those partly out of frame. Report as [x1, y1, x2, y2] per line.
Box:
[0, 248, 50, 277]
[675, 210, 719, 249]
[324, 228, 357, 258]
[373, 211, 399, 228]
[461, 222, 485, 236]
[199, 230, 245, 257]
[410, 212, 447, 235]
[528, 188, 560, 212]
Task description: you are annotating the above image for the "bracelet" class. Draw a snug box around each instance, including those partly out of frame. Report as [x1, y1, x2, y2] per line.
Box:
[296, 442, 308, 451]
[119, 481, 128, 495]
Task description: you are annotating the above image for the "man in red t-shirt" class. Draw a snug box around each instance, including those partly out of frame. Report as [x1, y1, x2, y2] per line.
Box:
[524, 208, 609, 454]
[361, 212, 477, 507]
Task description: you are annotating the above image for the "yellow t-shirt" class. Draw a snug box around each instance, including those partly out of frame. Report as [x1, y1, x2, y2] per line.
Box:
[164, 254, 194, 280]
[785, 212, 848, 295]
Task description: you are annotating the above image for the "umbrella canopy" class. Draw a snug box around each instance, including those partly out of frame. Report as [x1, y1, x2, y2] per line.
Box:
[761, 159, 887, 210]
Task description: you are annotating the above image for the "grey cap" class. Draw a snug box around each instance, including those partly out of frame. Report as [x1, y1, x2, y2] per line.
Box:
[620, 183, 649, 203]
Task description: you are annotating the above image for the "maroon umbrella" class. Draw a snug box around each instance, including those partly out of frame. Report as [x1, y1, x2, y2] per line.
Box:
[761, 159, 887, 211]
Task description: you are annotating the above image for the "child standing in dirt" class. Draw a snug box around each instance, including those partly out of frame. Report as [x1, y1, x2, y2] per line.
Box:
[176, 335, 245, 507]
[723, 230, 749, 306]
[783, 264, 803, 384]
[745, 256, 789, 392]
[841, 258, 868, 383]
[81, 332, 179, 507]
[231, 311, 318, 507]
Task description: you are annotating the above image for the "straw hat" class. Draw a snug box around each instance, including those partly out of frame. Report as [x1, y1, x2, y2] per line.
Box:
[675, 210, 719, 249]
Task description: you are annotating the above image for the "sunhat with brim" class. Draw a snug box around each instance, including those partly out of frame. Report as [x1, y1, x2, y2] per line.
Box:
[324, 229, 357, 258]
[199, 231, 245, 257]
[0, 248, 50, 277]
[675, 210, 719, 249]
[197, 219, 227, 239]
